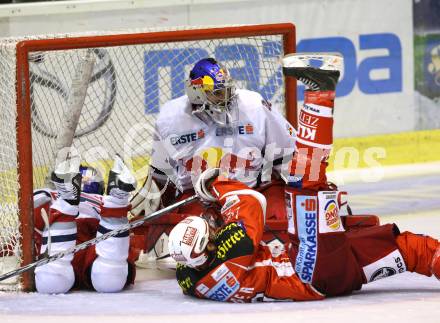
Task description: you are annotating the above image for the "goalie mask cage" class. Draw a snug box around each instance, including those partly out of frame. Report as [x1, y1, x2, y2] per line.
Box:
[0, 23, 296, 291]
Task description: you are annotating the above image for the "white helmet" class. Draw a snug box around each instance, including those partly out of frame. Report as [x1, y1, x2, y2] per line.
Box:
[168, 216, 210, 268]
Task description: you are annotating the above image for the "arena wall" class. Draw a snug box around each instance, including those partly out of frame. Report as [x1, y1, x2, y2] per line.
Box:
[0, 0, 416, 139]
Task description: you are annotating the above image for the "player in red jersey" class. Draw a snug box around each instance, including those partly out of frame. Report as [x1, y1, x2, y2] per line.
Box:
[169, 168, 440, 302]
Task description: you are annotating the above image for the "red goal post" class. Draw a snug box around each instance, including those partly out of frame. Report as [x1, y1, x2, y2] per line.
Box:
[1, 23, 296, 291]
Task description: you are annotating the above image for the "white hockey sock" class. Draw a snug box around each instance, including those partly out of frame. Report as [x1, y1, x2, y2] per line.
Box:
[35, 221, 77, 294]
[91, 256, 128, 293]
[103, 192, 129, 207]
[91, 216, 129, 293]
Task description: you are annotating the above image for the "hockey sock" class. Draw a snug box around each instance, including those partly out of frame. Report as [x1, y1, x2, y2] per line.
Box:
[396, 231, 439, 276]
[91, 196, 130, 292]
[290, 90, 335, 189]
[35, 203, 77, 294]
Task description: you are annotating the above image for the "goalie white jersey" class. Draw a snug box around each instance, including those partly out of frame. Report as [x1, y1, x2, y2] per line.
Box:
[151, 89, 296, 191]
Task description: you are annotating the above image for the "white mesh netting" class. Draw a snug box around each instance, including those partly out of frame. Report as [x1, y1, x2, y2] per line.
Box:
[0, 25, 291, 290]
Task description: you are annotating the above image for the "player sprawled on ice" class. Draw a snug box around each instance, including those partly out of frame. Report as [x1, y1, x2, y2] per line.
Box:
[166, 58, 440, 302]
[169, 168, 440, 302]
[32, 155, 137, 294]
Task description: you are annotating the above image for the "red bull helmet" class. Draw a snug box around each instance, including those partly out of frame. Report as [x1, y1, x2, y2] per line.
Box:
[185, 58, 236, 125]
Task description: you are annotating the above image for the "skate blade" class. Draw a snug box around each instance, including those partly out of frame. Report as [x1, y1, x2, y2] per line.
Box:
[282, 52, 343, 72]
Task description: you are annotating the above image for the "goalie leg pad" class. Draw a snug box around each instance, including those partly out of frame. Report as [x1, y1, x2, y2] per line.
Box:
[91, 256, 128, 293]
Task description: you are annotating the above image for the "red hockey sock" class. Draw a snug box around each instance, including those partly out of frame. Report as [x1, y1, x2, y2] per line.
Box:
[289, 90, 335, 190]
[396, 231, 439, 276]
[297, 90, 335, 150]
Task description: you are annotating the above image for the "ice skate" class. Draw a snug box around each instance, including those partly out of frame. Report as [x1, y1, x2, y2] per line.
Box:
[282, 53, 342, 91]
[106, 154, 136, 201]
[50, 153, 82, 206]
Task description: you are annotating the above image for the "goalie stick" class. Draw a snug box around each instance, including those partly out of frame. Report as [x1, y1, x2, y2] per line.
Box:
[0, 194, 198, 283]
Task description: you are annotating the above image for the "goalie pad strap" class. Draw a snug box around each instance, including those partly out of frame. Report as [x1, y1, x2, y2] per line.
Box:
[101, 204, 131, 218]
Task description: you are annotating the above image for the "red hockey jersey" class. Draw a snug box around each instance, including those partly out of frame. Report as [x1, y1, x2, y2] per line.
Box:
[175, 178, 323, 302]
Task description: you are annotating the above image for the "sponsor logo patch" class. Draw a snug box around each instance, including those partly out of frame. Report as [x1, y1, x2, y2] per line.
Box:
[243, 123, 254, 135]
[182, 226, 197, 246]
[196, 283, 210, 295]
[325, 200, 340, 230]
[298, 110, 318, 141]
[295, 195, 318, 284]
[206, 271, 240, 302]
[211, 263, 229, 282]
[303, 103, 320, 114]
[221, 195, 240, 213]
[363, 250, 407, 282]
[215, 123, 254, 136]
[371, 267, 397, 281]
[170, 129, 205, 145]
[318, 191, 344, 233]
[215, 222, 246, 259]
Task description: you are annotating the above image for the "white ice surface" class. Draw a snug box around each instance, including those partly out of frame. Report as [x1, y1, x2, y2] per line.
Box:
[1, 272, 439, 323]
[1, 171, 440, 323]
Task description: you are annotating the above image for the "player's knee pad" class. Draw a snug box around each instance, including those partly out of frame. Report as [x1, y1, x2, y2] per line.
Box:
[35, 261, 75, 294]
[91, 256, 128, 293]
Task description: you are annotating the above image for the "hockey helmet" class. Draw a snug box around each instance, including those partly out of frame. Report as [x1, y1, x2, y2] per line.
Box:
[185, 58, 236, 125]
[168, 216, 210, 268]
[79, 165, 105, 195]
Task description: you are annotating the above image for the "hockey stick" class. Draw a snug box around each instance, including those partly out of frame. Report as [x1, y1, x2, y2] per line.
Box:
[0, 194, 198, 283]
[45, 49, 96, 187]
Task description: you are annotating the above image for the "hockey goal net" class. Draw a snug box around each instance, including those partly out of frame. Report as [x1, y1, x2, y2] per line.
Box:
[0, 23, 296, 291]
